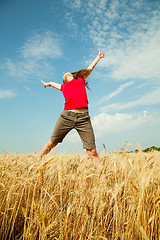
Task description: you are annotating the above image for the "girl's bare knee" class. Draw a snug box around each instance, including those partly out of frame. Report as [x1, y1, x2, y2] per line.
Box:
[86, 148, 98, 157]
[48, 140, 58, 149]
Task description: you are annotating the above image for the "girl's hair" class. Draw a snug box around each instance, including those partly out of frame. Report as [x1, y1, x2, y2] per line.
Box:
[71, 68, 92, 89]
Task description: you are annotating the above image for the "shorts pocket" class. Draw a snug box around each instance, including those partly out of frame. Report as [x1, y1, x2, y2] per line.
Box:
[78, 114, 90, 122]
[60, 111, 69, 120]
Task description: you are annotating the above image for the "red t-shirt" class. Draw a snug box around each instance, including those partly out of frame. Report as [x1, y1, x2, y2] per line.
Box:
[60, 77, 89, 110]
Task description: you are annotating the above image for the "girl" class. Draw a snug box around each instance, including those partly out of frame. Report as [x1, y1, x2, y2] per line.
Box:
[40, 50, 104, 169]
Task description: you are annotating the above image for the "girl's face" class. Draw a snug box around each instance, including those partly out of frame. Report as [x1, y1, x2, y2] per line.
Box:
[63, 72, 74, 83]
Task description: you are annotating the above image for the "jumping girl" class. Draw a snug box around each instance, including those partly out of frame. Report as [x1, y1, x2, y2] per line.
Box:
[40, 50, 105, 169]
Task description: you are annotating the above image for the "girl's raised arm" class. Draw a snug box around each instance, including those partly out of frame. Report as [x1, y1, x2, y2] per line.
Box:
[41, 80, 61, 90]
[88, 50, 104, 71]
[83, 50, 104, 80]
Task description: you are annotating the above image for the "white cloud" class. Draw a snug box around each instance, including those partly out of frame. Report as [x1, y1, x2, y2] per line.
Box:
[92, 111, 151, 136]
[83, 0, 160, 82]
[2, 59, 18, 77]
[101, 87, 160, 112]
[65, 12, 78, 32]
[106, 28, 160, 81]
[20, 32, 62, 60]
[99, 80, 134, 104]
[0, 90, 16, 99]
[64, 0, 81, 9]
[60, 110, 153, 144]
[1, 32, 62, 79]
[64, 130, 81, 144]
[71, 0, 81, 9]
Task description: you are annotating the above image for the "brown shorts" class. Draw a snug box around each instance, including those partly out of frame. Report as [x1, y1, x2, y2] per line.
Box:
[50, 110, 96, 149]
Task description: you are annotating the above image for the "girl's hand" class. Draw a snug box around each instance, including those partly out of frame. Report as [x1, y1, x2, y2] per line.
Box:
[87, 50, 105, 71]
[98, 50, 105, 59]
[41, 80, 47, 88]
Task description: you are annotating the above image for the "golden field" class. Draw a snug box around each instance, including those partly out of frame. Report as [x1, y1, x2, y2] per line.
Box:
[0, 147, 160, 239]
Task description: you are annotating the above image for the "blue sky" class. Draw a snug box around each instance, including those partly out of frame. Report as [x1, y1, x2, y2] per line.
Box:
[0, 0, 160, 154]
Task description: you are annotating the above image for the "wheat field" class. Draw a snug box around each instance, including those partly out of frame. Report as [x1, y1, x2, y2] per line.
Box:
[0, 147, 160, 239]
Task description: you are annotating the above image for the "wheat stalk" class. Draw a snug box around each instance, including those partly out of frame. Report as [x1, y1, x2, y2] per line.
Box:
[0, 151, 160, 239]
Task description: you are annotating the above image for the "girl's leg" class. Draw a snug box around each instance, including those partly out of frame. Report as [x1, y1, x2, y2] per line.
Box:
[40, 111, 74, 158]
[40, 139, 58, 158]
[86, 148, 101, 169]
